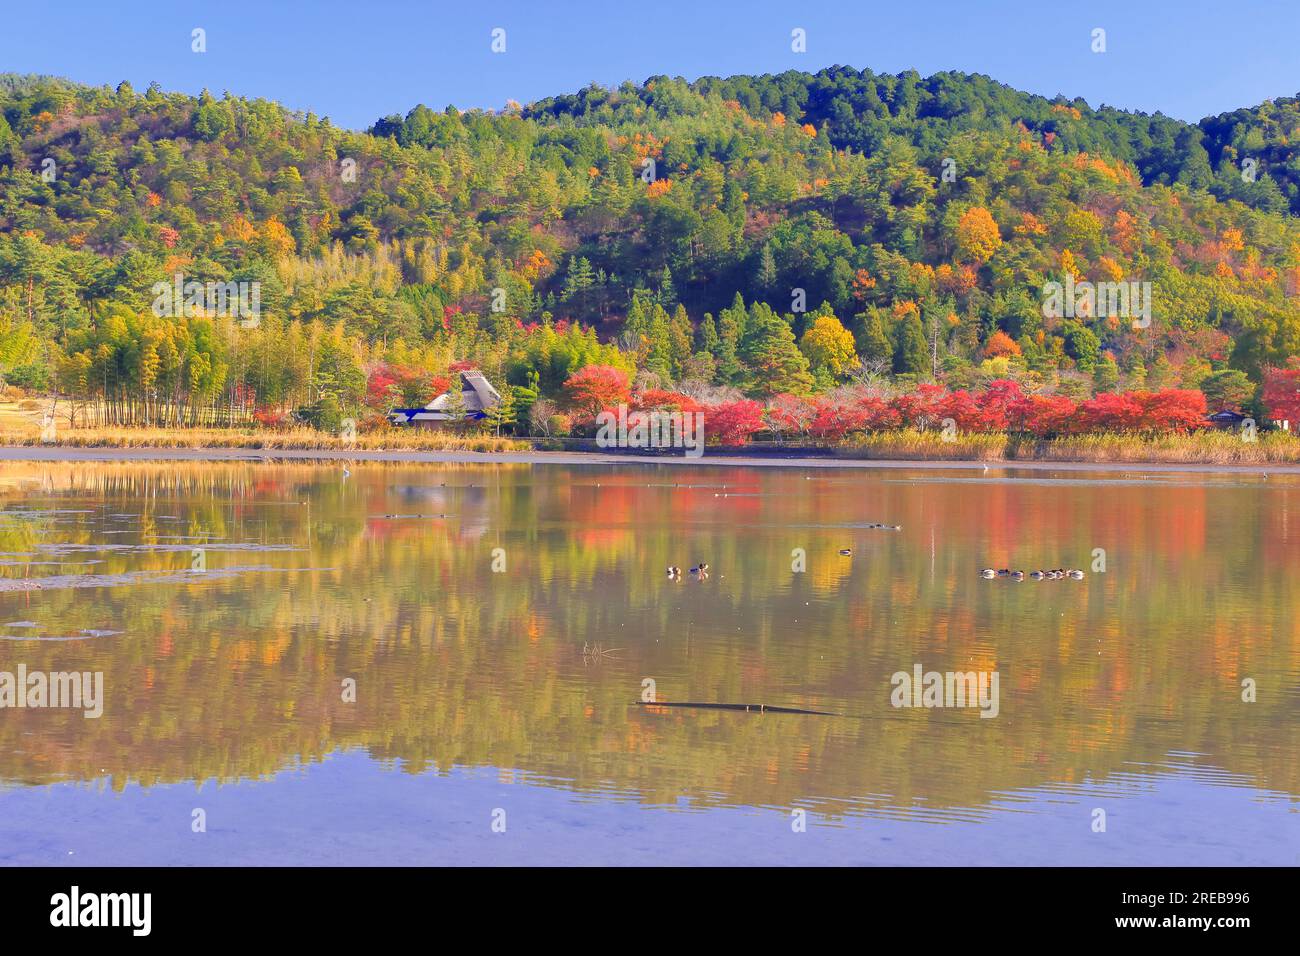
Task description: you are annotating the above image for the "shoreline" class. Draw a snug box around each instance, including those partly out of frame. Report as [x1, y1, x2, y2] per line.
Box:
[1, 444, 1297, 474]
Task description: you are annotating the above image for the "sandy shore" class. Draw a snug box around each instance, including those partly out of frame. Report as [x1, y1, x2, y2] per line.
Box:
[2, 443, 1298, 474]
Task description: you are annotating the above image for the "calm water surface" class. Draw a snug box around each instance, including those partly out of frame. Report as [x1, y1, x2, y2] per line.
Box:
[0, 460, 1296, 865]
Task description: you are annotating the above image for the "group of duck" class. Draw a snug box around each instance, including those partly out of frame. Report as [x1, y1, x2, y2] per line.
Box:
[981, 567, 1085, 581]
[666, 563, 709, 580]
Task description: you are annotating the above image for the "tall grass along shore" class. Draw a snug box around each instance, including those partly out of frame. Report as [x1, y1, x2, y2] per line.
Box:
[1, 421, 1296, 464]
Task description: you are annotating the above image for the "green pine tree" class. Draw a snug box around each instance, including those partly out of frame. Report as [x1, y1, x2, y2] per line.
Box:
[757, 243, 777, 291]
[696, 312, 720, 355]
[623, 296, 650, 349]
[668, 304, 693, 379]
[645, 304, 674, 379]
[854, 308, 892, 364]
[715, 295, 748, 384]
[562, 256, 595, 302]
[741, 302, 813, 395]
[1093, 353, 1120, 392]
[482, 383, 517, 436]
[893, 313, 930, 376]
[656, 266, 677, 309]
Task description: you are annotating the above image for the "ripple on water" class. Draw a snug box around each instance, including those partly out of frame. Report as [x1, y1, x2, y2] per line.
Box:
[0, 564, 332, 593]
[0, 628, 123, 642]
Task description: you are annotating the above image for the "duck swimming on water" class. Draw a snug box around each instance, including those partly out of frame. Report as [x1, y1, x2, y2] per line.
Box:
[838, 548, 853, 556]
[666, 566, 681, 579]
[980, 568, 996, 578]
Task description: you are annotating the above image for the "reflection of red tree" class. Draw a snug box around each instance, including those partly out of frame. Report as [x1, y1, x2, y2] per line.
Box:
[1151, 487, 1206, 556]
[565, 473, 768, 536]
[1259, 495, 1296, 568]
[573, 526, 633, 547]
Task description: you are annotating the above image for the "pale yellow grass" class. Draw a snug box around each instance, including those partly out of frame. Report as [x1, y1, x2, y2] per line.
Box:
[0, 422, 527, 453]
[838, 428, 1300, 463]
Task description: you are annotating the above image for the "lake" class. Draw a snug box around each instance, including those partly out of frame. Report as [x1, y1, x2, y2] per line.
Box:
[0, 459, 1296, 865]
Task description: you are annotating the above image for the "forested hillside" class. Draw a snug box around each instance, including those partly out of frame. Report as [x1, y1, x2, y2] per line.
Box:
[3, 66, 1300, 427]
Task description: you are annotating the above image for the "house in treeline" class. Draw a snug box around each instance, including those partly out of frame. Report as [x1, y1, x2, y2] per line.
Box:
[1206, 409, 1249, 430]
[388, 370, 501, 428]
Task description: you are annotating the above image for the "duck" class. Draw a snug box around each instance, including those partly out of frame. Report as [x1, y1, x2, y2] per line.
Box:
[838, 548, 853, 556]
[980, 568, 996, 579]
[1010, 570, 1025, 581]
[1030, 570, 1046, 580]
[996, 569, 1012, 577]
[1067, 569, 1085, 579]
[666, 566, 681, 579]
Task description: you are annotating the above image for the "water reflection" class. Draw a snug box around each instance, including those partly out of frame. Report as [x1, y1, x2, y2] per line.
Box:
[0, 461, 1296, 846]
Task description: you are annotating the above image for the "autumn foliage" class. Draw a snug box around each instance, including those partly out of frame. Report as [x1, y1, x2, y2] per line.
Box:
[561, 364, 632, 421]
[751, 382, 1208, 444]
[704, 400, 766, 445]
[1261, 366, 1300, 426]
[632, 389, 702, 413]
[366, 363, 449, 410]
[982, 331, 1022, 359]
[954, 206, 1002, 263]
[549, 362, 1220, 446]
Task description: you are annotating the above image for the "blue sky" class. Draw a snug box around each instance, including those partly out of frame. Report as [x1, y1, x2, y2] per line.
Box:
[1, 1, 1297, 129]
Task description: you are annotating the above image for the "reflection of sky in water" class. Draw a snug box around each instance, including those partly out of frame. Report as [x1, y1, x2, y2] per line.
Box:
[0, 752, 1294, 866]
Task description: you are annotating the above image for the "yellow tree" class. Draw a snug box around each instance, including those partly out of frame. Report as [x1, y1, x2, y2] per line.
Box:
[954, 206, 1002, 264]
[799, 315, 859, 379]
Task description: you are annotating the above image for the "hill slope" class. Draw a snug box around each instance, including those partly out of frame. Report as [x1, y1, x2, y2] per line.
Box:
[2, 67, 1300, 415]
